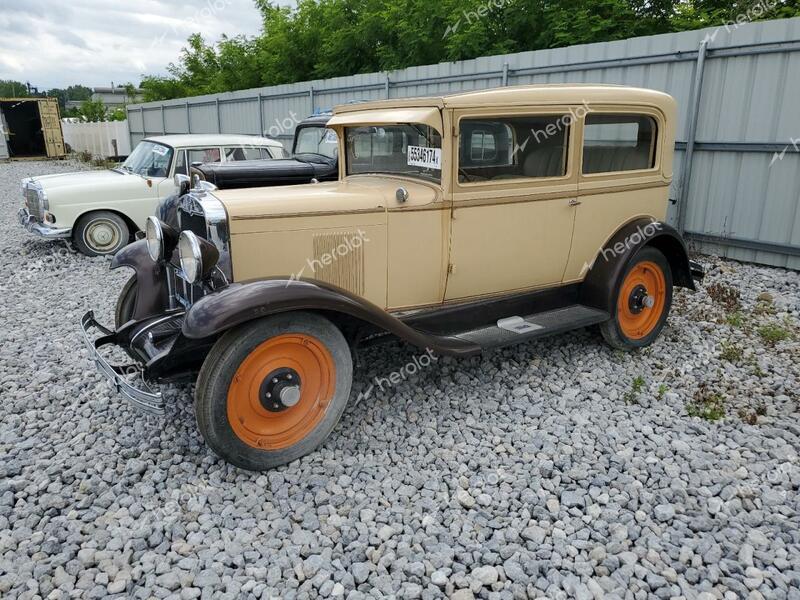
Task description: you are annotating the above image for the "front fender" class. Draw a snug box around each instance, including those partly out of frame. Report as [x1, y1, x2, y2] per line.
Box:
[111, 240, 170, 321]
[580, 219, 696, 314]
[182, 278, 479, 356]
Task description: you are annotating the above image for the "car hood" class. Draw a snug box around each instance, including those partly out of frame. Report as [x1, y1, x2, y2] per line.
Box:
[218, 177, 437, 226]
[31, 170, 128, 190]
[28, 170, 152, 203]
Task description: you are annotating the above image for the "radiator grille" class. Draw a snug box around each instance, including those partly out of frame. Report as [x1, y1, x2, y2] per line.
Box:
[311, 231, 365, 295]
[25, 187, 42, 220]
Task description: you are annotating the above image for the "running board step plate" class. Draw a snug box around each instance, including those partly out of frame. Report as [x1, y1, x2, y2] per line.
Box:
[451, 305, 610, 349]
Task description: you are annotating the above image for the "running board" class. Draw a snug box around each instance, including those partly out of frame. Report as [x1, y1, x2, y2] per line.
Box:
[449, 305, 610, 349]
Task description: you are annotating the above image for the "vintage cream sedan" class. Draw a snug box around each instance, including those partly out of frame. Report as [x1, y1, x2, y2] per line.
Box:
[18, 134, 286, 256]
[82, 85, 703, 470]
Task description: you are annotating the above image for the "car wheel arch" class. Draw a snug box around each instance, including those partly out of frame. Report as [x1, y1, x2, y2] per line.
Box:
[180, 279, 477, 357]
[579, 218, 694, 314]
[72, 208, 138, 244]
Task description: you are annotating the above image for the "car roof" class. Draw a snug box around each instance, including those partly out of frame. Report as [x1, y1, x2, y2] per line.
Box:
[298, 114, 332, 127]
[142, 134, 284, 149]
[332, 84, 675, 114]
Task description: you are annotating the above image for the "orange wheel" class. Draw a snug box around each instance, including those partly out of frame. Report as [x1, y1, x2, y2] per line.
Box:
[600, 247, 673, 350]
[195, 312, 353, 471]
[617, 260, 667, 340]
[227, 334, 336, 450]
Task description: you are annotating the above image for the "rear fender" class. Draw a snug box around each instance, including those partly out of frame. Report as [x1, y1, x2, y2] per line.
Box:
[181, 278, 479, 356]
[111, 240, 170, 321]
[580, 219, 695, 314]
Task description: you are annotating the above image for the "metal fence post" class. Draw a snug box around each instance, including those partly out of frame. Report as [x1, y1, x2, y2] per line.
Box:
[385, 74, 390, 98]
[215, 98, 221, 133]
[677, 40, 708, 235]
[258, 93, 264, 135]
[502, 62, 509, 86]
[309, 87, 314, 114]
[186, 102, 191, 133]
[160, 105, 166, 134]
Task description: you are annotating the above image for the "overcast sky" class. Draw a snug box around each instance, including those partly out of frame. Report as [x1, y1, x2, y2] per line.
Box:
[0, 0, 282, 92]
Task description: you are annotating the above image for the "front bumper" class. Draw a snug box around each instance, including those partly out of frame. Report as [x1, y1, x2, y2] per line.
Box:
[80, 311, 165, 415]
[18, 207, 71, 239]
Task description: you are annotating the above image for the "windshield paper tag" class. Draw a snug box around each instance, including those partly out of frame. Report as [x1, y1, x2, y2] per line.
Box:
[407, 146, 441, 170]
[151, 145, 168, 156]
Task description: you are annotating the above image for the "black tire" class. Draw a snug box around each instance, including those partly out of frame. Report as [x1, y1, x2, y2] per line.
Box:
[115, 275, 138, 329]
[599, 246, 673, 351]
[74, 210, 130, 256]
[195, 312, 353, 471]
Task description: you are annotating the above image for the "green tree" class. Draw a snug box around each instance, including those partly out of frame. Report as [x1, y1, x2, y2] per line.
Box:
[0, 80, 31, 98]
[136, 0, 800, 101]
[77, 98, 108, 122]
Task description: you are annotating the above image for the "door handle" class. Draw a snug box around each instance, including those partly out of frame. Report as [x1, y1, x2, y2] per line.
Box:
[568, 198, 582, 206]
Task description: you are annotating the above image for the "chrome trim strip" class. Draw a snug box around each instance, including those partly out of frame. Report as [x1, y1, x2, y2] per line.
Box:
[129, 311, 186, 345]
[80, 311, 164, 415]
[178, 191, 233, 282]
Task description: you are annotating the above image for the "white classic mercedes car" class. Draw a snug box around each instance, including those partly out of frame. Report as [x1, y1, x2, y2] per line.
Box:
[18, 134, 286, 256]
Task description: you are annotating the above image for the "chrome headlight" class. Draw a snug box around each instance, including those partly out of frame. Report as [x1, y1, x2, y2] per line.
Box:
[145, 217, 164, 261]
[146, 216, 179, 262]
[178, 231, 202, 283]
[178, 231, 220, 284]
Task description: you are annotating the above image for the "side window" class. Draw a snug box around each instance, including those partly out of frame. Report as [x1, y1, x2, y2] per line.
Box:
[458, 116, 569, 183]
[188, 148, 221, 165]
[264, 146, 288, 159]
[224, 146, 263, 161]
[174, 150, 187, 176]
[582, 115, 657, 174]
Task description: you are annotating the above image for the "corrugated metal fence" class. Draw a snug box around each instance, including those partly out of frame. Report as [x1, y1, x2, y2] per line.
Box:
[128, 17, 800, 269]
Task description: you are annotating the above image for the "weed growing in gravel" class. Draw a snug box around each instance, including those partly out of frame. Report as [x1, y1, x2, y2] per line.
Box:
[656, 384, 668, 400]
[686, 384, 726, 421]
[725, 311, 746, 328]
[76, 150, 93, 163]
[707, 282, 741, 311]
[719, 341, 744, 363]
[758, 324, 791, 345]
[624, 376, 646, 405]
[738, 402, 767, 425]
[738, 408, 758, 425]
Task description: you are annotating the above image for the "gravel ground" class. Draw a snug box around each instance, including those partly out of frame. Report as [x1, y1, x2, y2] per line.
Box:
[1, 159, 799, 600]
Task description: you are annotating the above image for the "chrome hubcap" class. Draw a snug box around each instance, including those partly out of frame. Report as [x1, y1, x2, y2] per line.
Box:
[85, 219, 120, 251]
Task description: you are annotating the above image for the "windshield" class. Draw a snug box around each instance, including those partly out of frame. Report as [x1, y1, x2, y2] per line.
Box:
[294, 126, 338, 159]
[120, 141, 174, 177]
[345, 124, 442, 182]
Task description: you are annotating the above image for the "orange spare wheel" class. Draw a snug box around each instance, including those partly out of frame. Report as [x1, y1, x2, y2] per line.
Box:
[617, 261, 667, 340]
[227, 334, 335, 449]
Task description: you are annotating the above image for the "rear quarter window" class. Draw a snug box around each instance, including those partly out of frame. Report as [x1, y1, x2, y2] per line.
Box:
[582, 115, 658, 174]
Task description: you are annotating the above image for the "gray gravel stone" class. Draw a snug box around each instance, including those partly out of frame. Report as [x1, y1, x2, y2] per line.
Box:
[1, 159, 799, 599]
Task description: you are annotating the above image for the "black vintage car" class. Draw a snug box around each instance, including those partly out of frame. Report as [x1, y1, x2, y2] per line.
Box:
[192, 114, 338, 189]
[157, 114, 338, 227]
